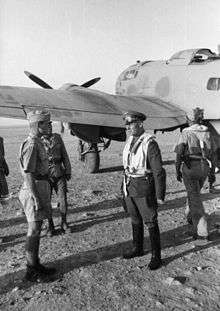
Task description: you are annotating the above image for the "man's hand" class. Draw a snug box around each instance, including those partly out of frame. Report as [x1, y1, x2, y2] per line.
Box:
[65, 174, 71, 181]
[3, 159, 9, 176]
[176, 171, 182, 182]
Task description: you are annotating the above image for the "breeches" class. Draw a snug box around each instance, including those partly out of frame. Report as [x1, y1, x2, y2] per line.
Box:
[50, 177, 68, 214]
[125, 196, 158, 228]
[19, 180, 52, 222]
[182, 161, 209, 236]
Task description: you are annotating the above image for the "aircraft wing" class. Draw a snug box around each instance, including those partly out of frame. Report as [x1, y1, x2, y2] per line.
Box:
[0, 85, 187, 130]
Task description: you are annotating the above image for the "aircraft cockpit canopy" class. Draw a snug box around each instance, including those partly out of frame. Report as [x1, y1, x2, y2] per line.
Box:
[122, 68, 138, 80]
[168, 48, 220, 65]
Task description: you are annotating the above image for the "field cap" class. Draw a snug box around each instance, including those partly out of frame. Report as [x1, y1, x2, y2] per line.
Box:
[27, 109, 51, 123]
[123, 110, 146, 125]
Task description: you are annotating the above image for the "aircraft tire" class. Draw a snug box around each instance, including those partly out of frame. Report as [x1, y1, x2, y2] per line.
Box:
[84, 151, 100, 173]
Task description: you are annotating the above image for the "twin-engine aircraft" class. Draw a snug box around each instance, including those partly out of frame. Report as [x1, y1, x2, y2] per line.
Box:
[0, 48, 219, 172]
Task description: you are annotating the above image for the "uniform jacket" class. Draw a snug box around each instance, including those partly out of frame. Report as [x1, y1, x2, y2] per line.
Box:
[123, 132, 166, 199]
[19, 135, 49, 179]
[42, 133, 71, 179]
[174, 124, 212, 159]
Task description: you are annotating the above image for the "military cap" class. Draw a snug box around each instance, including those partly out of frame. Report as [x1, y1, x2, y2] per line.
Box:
[27, 109, 51, 123]
[123, 110, 146, 125]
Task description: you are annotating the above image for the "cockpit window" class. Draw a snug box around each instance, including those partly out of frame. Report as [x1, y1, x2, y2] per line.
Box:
[191, 49, 219, 64]
[207, 78, 220, 90]
[123, 69, 138, 80]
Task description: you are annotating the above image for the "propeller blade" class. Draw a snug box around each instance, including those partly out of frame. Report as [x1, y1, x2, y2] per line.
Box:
[24, 71, 53, 89]
[80, 77, 101, 88]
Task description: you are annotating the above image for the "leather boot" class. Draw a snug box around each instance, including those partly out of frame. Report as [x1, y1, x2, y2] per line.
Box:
[123, 223, 144, 259]
[24, 236, 56, 282]
[60, 213, 71, 233]
[35, 261, 56, 276]
[46, 218, 56, 237]
[24, 236, 40, 282]
[148, 224, 162, 270]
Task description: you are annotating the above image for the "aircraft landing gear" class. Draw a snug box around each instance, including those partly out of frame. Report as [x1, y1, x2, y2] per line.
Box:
[77, 140, 100, 173]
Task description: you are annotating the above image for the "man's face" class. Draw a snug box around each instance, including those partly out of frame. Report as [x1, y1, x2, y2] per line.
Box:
[38, 120, 50, 136]
[126, 121, 143, 136]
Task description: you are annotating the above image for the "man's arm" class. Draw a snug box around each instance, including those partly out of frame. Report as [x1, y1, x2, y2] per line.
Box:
[147, 140, 166, 201]
[60, 137, 71, 180]
[21, 141, 42, 209]
[23, 173, 41, 209]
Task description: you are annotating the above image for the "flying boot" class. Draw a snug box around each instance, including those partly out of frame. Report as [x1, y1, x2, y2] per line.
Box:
[147, 223, 162, 270]
[123, 223, 144, 259]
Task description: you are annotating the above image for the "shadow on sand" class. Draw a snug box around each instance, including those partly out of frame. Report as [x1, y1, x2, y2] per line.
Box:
[1, 222, 219, 295]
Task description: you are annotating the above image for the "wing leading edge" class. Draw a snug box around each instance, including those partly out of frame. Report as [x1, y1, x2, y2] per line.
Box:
[0, 85, 187, 130]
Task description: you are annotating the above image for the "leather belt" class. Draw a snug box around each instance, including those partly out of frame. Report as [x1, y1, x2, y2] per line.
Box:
[34, 174, 49, 180]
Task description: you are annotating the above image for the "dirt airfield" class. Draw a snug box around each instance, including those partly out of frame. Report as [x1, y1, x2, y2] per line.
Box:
[0, 124, 220, 311]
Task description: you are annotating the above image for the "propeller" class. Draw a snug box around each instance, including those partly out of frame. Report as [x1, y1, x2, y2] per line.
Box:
[24, 71, 53, 89]
[81, 77, 101, 88]
[24, 71, 101, 134]
[24, 71, 101, 89]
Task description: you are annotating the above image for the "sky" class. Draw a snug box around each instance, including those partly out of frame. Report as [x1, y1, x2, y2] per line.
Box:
[0, 0, 220, 125]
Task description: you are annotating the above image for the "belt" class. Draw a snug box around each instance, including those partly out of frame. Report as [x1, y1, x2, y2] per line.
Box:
[34, 174, 49, 181]
[189, 155, 204, 160]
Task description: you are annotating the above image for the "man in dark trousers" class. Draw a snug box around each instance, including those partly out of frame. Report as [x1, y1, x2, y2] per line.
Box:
[19, 110, 56, 282]
[122, 111, 165, 270]
[0, 136, 9, 199]
[42, 122, 71, 234]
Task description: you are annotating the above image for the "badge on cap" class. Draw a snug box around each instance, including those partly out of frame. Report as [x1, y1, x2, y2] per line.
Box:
[123, 110, 146, 124]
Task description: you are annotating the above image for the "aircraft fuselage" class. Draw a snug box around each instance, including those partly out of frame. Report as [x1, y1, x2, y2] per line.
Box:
[116, 48, 220, 132]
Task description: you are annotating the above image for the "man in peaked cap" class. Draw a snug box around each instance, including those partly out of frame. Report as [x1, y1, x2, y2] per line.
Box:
[122, 111, 166, 270]
[19, 109, 56, 282]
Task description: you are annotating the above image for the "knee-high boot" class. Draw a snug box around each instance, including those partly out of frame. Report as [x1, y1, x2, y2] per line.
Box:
[24, 236, 40, 281]
[24, 236, 56, 281]
[25, 236, 39, 267]
[148, 223, 162, 270]
[123, 223, 144, 259]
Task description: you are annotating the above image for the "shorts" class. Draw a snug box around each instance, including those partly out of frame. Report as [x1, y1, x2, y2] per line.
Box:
[19, 180, 52, 222]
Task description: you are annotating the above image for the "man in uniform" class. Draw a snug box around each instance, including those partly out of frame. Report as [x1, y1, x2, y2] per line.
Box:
[19, 110, 56, 282]
[174, 107, 213, 240]
[122, 111, 165, 270]
[42, 122, 71, 234]
[0, 136, 9, 199]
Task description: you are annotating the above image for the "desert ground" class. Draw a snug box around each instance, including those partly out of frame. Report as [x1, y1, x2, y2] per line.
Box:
[0, 124, 220, 311]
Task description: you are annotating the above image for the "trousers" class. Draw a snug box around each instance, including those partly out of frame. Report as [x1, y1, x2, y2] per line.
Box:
[49, 176, 68, 214]
[182, 160, 209, 237]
